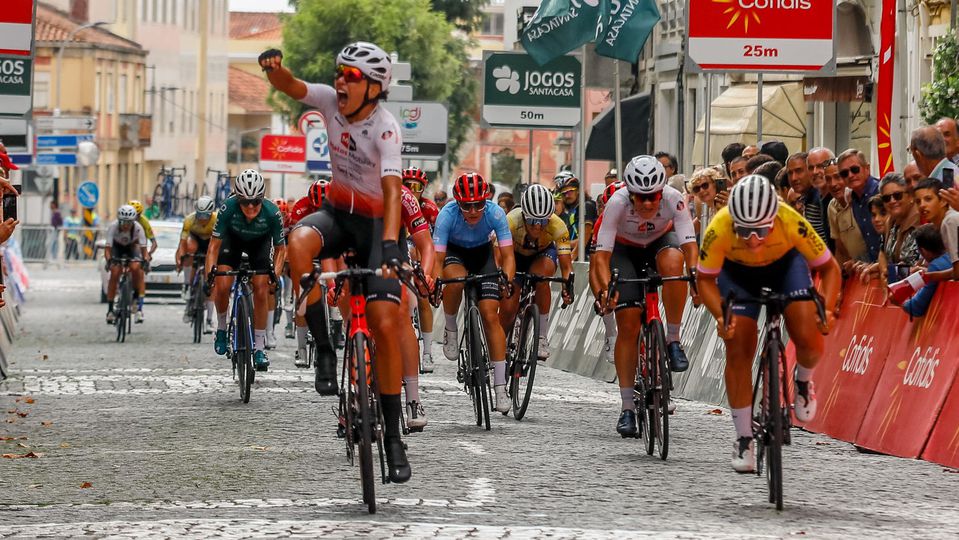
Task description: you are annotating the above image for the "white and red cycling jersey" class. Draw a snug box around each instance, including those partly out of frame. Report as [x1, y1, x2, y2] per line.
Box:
[299, 84, 402, 219]
[593, 186, 697, 251]
[288, 196, 319, 228]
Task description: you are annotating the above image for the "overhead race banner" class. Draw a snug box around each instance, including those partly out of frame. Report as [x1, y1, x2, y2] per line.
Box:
[520, 0, 608, 66]
[482, 51, 582, 129]
[595, 0, 661, 62]
[381, 101, 448, 160]
[686, 0, 835, 73]
[259, 134, 306, 174]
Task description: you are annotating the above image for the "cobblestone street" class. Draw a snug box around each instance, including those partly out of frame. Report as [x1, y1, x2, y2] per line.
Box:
[1, 268, 958, 538]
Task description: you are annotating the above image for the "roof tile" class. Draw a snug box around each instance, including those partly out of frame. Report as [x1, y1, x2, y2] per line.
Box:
[229, 67, 273, 114]
[35, 2, 143, 52]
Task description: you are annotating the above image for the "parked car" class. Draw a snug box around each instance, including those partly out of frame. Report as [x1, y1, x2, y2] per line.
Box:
[98, 221, 185, 302]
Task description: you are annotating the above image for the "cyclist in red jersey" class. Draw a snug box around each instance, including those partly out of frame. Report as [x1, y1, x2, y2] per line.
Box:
[402, 167, 439, 373]
[589, 181, 625, 365]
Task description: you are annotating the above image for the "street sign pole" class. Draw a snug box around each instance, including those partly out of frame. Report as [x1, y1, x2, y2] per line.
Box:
[577, 45, 587, 263]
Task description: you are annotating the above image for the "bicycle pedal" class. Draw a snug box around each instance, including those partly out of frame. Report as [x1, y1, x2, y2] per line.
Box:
[408, 426, 424, 433]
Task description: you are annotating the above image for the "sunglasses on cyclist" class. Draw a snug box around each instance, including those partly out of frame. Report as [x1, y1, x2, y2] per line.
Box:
[335, 64, 365, 83]
[197, 212, 213, 219]
[881, 191, 906, 203]
[458, 200, 486, 212]
[404, 181, 425, 192]
[691, 181, 713, 194]
[631, 192, 663, 203]
[238, 198, 263, 207]
[526, 217, 549, 227]
[838, 165, 862, 179]
[734, 224, 773, 240]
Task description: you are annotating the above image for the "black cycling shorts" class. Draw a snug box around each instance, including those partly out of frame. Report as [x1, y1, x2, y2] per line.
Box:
[609, 232, 681, 311]
[444, 241, 500, 301]
[217, 232, 273, 272]
[111, 242, 141, 262]
[295, 207, 403, 304]
[189, 233, 210, 257]
[717, 249, 814, 320]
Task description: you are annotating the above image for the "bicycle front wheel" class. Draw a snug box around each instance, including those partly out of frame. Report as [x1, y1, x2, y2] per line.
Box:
[353, 333, 376, 514]
[510, 304, 539, 420]
[764, 335, 784, 510]
[467, 306, 492, 430]
[649, 321, 670, 460]
[191, 285, 204, 344]
[236, 295, 254, 403]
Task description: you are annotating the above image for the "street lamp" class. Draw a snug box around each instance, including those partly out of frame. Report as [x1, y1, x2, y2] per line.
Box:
[56, 21, 110, 115]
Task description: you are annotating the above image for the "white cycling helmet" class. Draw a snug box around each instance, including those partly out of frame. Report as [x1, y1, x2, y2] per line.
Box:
[336, 42, 392, 86]
[521, 184, 554, 220]
[118, 204, 137, 222]
[234, 169, 265, 199]
[195, 196, 215, 214]
[728, 174, 779, 227]
[623, 155, 667, 194]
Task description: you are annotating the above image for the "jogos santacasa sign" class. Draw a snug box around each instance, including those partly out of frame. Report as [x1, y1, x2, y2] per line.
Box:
[482, 51, 582, 129]
[686, 0, 835, 73]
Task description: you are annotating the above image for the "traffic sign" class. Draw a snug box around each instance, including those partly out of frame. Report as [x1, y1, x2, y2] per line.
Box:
[686, 0, 835, 73]
[0, 117, 28, 149]
[0, 58, 32, 116]
[259, 134, 306, 174]
[306, 127, 331, 173]
[0, 0, 36, 57]
[37, 134, 94, 149]
[381, 101, 448, 159]
[34, 115, 96, 132]
[77, 181, 99, 208]
[297, 110, 325, 135]
[482, 51, 581, 129]
[36, 153, 78, 166]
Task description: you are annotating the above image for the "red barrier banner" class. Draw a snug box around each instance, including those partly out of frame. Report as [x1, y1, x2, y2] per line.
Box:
[790, 281, 899, 441]
[855, 283, 959, 457]
[921, 283, 959, 468]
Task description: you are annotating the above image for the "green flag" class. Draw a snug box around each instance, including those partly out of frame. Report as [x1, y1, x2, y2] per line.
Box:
[595, 0, 661, 63]
[521, 0, 608, 66]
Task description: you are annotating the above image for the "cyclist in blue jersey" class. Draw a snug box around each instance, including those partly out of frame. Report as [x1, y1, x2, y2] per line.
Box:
[432, 173, 516, 413]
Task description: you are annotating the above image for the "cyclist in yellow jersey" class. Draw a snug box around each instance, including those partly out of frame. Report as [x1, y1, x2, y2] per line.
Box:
[499, 184, 573, 360]
[696, 175, 841, 473]
[176, 197, 218, 330]
[128, 200, 157, 322]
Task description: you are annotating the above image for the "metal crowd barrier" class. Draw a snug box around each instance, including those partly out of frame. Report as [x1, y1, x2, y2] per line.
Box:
[16, 225, 104, 263]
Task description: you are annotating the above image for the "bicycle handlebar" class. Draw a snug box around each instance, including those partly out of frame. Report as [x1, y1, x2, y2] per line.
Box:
[515, 272, 575, 309]
[432, 271, 510, 307]
[720, 287, 827, 332]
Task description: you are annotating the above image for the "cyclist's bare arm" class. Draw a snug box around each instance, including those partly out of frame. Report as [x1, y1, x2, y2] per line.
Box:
[273, 245, 287, 276]
[381, 176, 402, 244]
[679, 241, 698, 274]
[498, 244, 516, 283]
[259, 51, 308, 101]
[812, 256, 842, 330]
[205, 238, 221, 275]
[558, 253, 573, 281]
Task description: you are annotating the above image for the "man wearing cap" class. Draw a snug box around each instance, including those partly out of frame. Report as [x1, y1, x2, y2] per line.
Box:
[604, 169, 618, 186]
[554, 171, 598, 253]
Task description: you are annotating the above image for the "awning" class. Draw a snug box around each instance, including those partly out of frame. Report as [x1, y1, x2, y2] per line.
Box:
[803, 76, 871, 102]
[692, 83, 805, 168]
[585, 93, 651, 162]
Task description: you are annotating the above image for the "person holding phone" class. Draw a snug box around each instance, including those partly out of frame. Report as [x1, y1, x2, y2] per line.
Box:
[910, 126, 958, 186]
[0, 150, 20, 245]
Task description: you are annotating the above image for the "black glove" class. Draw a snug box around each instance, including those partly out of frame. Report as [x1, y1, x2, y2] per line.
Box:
[258, 48, 283, 72]
[203, 268, 216, 296]
[381, 240, 403, 270]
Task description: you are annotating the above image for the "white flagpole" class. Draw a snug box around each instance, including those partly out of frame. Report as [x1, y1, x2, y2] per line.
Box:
[578, 45, 588, 262]
[614, 60, 623, 177]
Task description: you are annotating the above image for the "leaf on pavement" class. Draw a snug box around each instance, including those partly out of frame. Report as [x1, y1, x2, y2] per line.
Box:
[42, 354, 49, 361]
[815, 441, 831, 446]
[945, 468, 959, 474]
[59, 442, 70, 448]
[251, 445, 269, 451]
[706, 409, 724, 415]
[16, 411, 28, 418]
[80, 482, 93, 488]
[0, 436, 27, 441]
[23, 397, 35, 404]
[4, 418, 16, 424]
[16, 442, 29, 448]
[2, 451, 42, 459]
[41, 421, 53, 427]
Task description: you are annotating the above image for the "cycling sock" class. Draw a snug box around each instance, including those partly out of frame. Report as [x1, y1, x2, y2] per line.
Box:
[206, 301, 215, 322]
[266, 310, 275, 330]
[137, 296, 144, 310]
[296, 325, 308, 349]
[284, 308, 293, 326]
[539, 313, 549, 338]
[444, 312, 457, 331]
[305, 302, 333, 352]
[381, 394, 402, 439]
[331, 307, 342, 322]
[403, 376, 419, 403]
[603, 312, 617, 337]
[620, 387, 635, 410]
[217, 311, 228, 331]
[666, 323, 681, 343]
[731, 407, 753, 438]
[108, 301, 114, 312]
[254, 329, 266, 351]
[795, 365, 814, 383]
[422, 332, 432, 356]
[492, 360, 506, 386]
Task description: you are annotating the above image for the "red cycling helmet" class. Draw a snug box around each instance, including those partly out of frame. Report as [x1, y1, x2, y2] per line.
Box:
[452, 172, 488, 203]
[599, 181, 625, 206]
[308, 178, 330, 207]
[402, 167, 428, 190]
[273, 198, 288, 214]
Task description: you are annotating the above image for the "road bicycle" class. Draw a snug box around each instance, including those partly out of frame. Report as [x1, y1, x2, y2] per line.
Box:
[110, 258, 134, 343]
[297, 255, 424, 514]
[432, 272, 508, 431]
[153, 166, 186, 220]
[208, 255, 275, 404]
[183, 253, 208, 344]
[207, 168, 232, 207]
[605, 268, 695, 460]
[503, 272, 573, 420]
[722, 287, 826, 510]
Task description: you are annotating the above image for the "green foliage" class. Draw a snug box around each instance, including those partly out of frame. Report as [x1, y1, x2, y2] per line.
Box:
[272, 0, 477, 162]
[920, 33, 959, 124]
[491, 148, 523, 187]
[431, 0, 490, 32]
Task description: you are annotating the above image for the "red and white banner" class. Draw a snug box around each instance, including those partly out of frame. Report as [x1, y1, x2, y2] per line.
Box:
[687, 0, 835, 72]
[875, 0, 896, 176]
[259, 135, 306, 174]
[0, 0, 36, 57]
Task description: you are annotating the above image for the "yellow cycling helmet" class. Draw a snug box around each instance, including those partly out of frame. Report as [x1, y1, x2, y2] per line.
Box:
[128, 200, 144, 215]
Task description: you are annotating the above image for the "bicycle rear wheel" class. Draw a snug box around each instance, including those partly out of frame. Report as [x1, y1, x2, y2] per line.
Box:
[650, 322, 670, 460]
[236, 295, 254, 403]
[353, 333, 376, 514]
[510, 304, 539, 420]
[117, 276, 131, 343]
[191, 284, 204, 344]
[468, 307, 492, 430]
[763, 335, 784, 510]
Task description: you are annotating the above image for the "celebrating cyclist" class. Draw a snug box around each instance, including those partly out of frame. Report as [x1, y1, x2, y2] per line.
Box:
[402, 167, 439, 372]
[433, 172, 515, 413]
[104, 205, 148, 325]
[175, 196, 218, 332]
[205, 170, 286, 372]
[260, 42, 413, 483]
[696, 175, 840, 473]
[499, 183, 573, 360]
[591, 155, 698, 438]
[128, 199, 157, 322]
